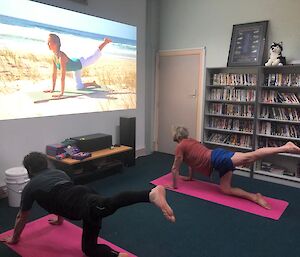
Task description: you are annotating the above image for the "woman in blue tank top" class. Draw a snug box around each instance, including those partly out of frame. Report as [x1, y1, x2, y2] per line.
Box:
[44, 34, 112, 98]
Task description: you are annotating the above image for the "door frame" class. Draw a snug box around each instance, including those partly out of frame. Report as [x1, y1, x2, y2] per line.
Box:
[154, 48, 206, 151]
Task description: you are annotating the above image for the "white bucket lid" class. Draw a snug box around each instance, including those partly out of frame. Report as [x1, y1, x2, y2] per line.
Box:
[5, 167, 28, 177]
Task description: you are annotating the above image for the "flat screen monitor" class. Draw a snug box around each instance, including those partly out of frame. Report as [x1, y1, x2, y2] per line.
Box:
[0, 0, 137, 120]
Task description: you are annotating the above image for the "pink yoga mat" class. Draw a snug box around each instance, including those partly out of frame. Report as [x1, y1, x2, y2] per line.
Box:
[151, 173, 288, 220]
[0, 214, 137, 257]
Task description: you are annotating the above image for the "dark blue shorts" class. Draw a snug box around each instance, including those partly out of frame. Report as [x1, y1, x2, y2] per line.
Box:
[211, 148, 235, 178]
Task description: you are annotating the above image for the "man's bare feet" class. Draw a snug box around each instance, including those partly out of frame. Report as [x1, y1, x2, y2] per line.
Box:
[284, 142, 300, 154]
[118, 253, 129, 257]
[255, 193, 271, 210]
[149, 185, 176, 222]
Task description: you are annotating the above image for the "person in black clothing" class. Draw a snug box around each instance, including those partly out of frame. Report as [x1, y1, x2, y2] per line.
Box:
[0, 152, 175, 257]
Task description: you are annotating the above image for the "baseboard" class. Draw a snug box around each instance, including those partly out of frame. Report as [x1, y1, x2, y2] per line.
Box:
[253, 173, 300, 188]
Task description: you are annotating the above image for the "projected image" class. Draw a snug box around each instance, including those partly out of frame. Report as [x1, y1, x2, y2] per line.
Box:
[0, 0, 136, 120]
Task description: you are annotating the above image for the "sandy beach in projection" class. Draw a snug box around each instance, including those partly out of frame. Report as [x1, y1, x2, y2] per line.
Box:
[0, 47, 136, 120]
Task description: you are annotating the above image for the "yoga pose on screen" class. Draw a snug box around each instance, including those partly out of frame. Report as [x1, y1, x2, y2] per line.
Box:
[44, 33, 112, 97]
[170, 126, 300, 209]
[0, 152, 175, 257]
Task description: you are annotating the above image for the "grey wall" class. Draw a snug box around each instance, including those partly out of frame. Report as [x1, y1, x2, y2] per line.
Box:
[0, 0, 147, 185]
[159, 0, 300, 67]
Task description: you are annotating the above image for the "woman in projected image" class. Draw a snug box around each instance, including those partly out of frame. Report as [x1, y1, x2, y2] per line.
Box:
[44, 33, 112, 97]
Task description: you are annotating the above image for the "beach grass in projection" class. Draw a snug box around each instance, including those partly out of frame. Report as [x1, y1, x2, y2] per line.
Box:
[0, 0, 136, 120]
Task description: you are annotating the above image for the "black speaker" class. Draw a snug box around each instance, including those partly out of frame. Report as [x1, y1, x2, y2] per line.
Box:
[120, 117, 136, 166]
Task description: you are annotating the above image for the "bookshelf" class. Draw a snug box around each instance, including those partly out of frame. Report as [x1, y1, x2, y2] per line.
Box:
[204, 67, 259, 173]
[204, 66, 300, 186]
[255, 65, 300, 184]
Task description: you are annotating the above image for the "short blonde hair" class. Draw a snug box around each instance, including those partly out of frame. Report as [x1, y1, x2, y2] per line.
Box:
[173, 126, 189, 142]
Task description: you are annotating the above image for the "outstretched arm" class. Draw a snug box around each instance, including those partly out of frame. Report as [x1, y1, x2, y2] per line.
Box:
[171, 155, 183, 189]
[44, 60, 57, 93]
[0, 211, 29, 244]
[52, 53, 67, 97]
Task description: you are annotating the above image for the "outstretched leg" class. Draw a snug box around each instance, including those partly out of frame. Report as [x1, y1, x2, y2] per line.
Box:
[219, 171, 271, 209]
[92, 186, 175, 222]
[231, 141, 300, 167]
[82, 186, 175, 257]
[74, 38, 111, 90]
[80, 38, 112, 68]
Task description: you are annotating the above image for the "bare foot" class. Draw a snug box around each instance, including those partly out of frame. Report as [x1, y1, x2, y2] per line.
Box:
[149, 186, 176, 222]
[103, 37, 112, 44]
[255, 193, 271, 210]
[284, 142, 300, 154]
[52, 93, 63, 98]
[43, 89, 53, 93]
[118, 253, 129, 257]
[83, 81, 98, 88]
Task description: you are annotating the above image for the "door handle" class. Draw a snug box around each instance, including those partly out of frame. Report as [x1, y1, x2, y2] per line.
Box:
[188, 89, 197, 98]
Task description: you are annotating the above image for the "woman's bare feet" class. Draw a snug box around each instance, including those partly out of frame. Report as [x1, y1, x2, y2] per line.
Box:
[99, 38, 112, 50]
[43, 89, 54, 93]
[284, 142, 300, 154]
[149, 186, 176, 222]
[255, 193, 271, 209]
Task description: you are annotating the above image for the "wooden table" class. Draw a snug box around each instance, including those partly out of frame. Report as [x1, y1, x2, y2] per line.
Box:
[47, 145, 133, 184]
[47, 145, 132, 165]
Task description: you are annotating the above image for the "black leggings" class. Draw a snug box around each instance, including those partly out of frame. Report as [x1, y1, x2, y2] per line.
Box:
[81, 190, 150, 257]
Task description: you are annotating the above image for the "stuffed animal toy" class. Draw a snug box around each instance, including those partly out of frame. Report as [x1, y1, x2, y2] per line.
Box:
[265, 42, 286, 66]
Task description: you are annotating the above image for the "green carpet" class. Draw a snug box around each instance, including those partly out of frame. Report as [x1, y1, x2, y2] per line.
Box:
[1, 152, 300, 257]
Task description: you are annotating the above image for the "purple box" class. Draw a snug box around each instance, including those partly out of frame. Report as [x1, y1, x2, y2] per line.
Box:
[46, 144, 66, 157]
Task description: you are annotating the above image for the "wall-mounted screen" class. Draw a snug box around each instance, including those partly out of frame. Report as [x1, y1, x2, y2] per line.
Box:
[0, 0, 136, 120]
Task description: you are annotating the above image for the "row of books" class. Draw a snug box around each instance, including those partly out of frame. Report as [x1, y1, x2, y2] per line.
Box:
[260, 106, 300, 121]
[208, 117, 253, 132]
[258, 138, 300, 148]
[207, 133, 252, 147]
[260, 122, 300, 138]
[260, 162, 294, 176]
[261, 91, 300, 104]
[209, 89, 256, 102]
[208, 103, 254, 117]
[264, 73, 300, 87]
[212, 73, 257, 86]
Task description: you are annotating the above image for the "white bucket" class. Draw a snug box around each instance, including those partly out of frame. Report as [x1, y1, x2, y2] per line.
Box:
[5, 167, 30, 207]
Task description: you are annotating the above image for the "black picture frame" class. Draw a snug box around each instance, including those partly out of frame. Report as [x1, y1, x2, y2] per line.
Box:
[227, 21, 268, 67]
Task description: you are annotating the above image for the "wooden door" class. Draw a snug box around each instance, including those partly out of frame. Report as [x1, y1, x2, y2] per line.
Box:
[155, 49, 205, 154]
